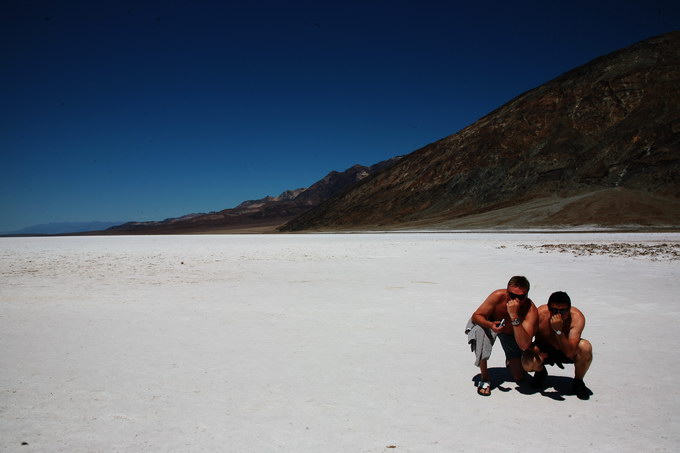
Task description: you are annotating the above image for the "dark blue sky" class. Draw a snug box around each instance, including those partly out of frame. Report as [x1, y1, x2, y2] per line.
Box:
[2, 0, 679, 233]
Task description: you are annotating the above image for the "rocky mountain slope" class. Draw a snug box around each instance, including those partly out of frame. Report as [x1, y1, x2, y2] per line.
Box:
[281, 31, 680, 231]
[104, 157, 400, 234]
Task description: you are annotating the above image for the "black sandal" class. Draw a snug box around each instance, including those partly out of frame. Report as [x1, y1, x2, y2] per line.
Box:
[477, 380, 491, 396]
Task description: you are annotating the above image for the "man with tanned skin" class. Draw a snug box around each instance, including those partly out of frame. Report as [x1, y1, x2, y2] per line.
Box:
[471, 276, 538, 396]
[521, 291, 593, 400]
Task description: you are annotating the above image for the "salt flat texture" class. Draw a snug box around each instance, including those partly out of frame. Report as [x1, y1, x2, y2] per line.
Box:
[1, 233, 679, 453]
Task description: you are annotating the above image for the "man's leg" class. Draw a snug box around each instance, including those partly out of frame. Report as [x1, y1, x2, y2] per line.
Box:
[497, 333, 526, 382]
[522, 346, 548, 388]
[572, 339, 593, 400]
[574, 339, 593, 380]
[507, 357, 526, 382]
[521, 347, 544, 372]
[478, 359, 491, 396]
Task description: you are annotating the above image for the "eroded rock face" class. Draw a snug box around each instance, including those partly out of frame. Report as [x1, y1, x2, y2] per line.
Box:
[282, 31, 680, 231]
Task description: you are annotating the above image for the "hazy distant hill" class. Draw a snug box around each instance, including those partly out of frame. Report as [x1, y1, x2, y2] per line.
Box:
[102, 157, 401, 234]
[281, 31, 680, 231]
[3, 221, 125, 236]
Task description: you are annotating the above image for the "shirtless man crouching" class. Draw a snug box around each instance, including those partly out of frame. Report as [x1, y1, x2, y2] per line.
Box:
[521, 291, 593, 400]
[471, 276, 538, 396]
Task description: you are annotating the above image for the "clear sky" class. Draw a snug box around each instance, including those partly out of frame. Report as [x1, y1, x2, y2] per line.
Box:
[2, 0, 679, 233]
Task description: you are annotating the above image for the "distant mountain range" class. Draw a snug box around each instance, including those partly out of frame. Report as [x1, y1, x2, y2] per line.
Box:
[2, 221, 126, 236]
[282, 31, 680, 231]
[98, 157, 402, 234]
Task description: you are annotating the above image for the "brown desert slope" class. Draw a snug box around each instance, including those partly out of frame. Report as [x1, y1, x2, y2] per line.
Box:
[281, 31, 680, 231]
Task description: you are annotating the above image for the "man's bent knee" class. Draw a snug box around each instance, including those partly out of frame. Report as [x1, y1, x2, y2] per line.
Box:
[576, 339, 593, 361]
[522, 350, 542, 372]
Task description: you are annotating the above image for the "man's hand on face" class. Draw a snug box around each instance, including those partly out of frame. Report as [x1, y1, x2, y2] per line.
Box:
[507, 299, 520, 319]
[550, 314, 564, 333]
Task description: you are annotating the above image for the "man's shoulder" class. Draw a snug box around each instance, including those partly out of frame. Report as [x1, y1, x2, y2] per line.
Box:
[571, 306, 586, 320]
[535, 304, 551, 320]
[488, 288, 507, 301]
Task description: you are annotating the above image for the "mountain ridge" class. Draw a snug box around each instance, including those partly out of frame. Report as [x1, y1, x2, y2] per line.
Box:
[100, 157, 402, 234]
[281, 31, 680, 231]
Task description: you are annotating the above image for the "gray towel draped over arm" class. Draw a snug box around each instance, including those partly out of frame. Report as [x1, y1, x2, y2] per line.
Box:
[465, 318, 498, 366]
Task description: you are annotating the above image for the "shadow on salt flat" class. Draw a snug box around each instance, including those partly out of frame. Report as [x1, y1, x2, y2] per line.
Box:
[472, 367, 593, 401]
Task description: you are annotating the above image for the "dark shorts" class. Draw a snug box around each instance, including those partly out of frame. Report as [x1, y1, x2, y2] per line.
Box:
[498, 333, 523, 359]
[535, 340, 574, 367]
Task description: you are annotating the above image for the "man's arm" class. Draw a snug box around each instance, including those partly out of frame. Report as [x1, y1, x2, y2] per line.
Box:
[554, 310, 585, 359]
[471, 290, 504, 333]
[508, 301, 537, 350]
